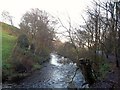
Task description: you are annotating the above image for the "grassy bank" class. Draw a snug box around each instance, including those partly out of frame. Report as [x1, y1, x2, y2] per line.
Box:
[2, 31, 16, 62]
[99, 59, 110, 80]
[2, 22, 50, 83]
[2, 24, 17, 82]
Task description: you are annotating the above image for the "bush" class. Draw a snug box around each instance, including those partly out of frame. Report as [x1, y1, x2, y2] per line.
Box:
[2, 30, 52, 82]
[99, 60, 110, 79]
[30, 43, 35, 53]
[12, 46, 34, 73]
[32, 63, 41, 71]
[14, 62, 27, 73]
[17, 34, 29, 49]
[2, 63, 13, 81]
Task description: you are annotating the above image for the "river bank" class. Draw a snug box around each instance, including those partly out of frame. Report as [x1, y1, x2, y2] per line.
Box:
[2, 53, 87, 88]
[91, 55, 120, 88]
[91, 66, 120, 88]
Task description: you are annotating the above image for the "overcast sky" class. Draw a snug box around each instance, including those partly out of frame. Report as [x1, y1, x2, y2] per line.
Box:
[0, 0, 98, 26]
[0, 0, 109, 42]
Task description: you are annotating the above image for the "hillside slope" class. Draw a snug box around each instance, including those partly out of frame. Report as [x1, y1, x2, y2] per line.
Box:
[1, 22, 41, 83]
[1, 22, 19, 64]
[1, 22, 20, 82]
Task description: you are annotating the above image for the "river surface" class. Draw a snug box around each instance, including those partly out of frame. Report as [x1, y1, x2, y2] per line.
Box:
[12, 53, 87, 88]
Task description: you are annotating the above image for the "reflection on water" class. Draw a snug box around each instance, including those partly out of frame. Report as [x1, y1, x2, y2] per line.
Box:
[11, 53, 88, 88]
[50, 53, 62, 66]
[49, 53, 88, 88]
[50, 53, 59, 66]
[50, 53, 73, 66]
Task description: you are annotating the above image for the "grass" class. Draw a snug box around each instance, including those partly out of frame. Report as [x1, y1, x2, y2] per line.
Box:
[32, 63, 41, 71]
[1, 22, 20, 75]
[1, 22, 19, 32]
[1, 22, 51, 82]
[2, 31, 16, 62]
[2, 28, 17, 79]
[89, 55, 110, 80]
[99, 62, 110, 79]
[98, 56, 110, 80]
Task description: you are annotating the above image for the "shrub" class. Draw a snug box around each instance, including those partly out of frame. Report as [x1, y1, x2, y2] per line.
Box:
[12, 46, 34, 73]
[14, 61, 27, 73]
[17, 34, 29, 49]
[30, 43, 35, 53]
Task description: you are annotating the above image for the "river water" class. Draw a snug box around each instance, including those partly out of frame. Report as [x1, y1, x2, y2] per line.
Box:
[8, 53, 87, 88]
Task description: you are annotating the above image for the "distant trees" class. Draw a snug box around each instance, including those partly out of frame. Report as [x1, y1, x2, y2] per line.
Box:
[19, 8, 56, 56]
[3, 9, 58, 79]
[86, 1, 120, 67]
[63, 0, 120, 68]
[71, 0, 120, 72]
[57, 42, 77, 61]
[1, 11, 14, 25]
[56, 0, 120, 86]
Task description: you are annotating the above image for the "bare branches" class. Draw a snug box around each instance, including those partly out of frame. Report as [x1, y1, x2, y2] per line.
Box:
[1, 11, 14, 25]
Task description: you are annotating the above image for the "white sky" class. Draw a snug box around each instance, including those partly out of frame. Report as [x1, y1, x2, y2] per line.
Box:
[0, 0, 109, 42]
[0, 0, 95, 26]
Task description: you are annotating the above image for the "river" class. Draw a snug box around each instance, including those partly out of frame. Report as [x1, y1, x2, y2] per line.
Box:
[5, 53, 88, 88]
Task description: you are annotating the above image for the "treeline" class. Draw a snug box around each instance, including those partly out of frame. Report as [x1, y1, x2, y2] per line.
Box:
[19, 9, 55, 61]
[56, 0, 120, 85]
[2, 9, 56, 82]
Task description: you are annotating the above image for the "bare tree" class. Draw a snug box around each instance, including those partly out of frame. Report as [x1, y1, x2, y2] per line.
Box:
[19, 8, 56, 55]
[1, 11, 14, 25]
